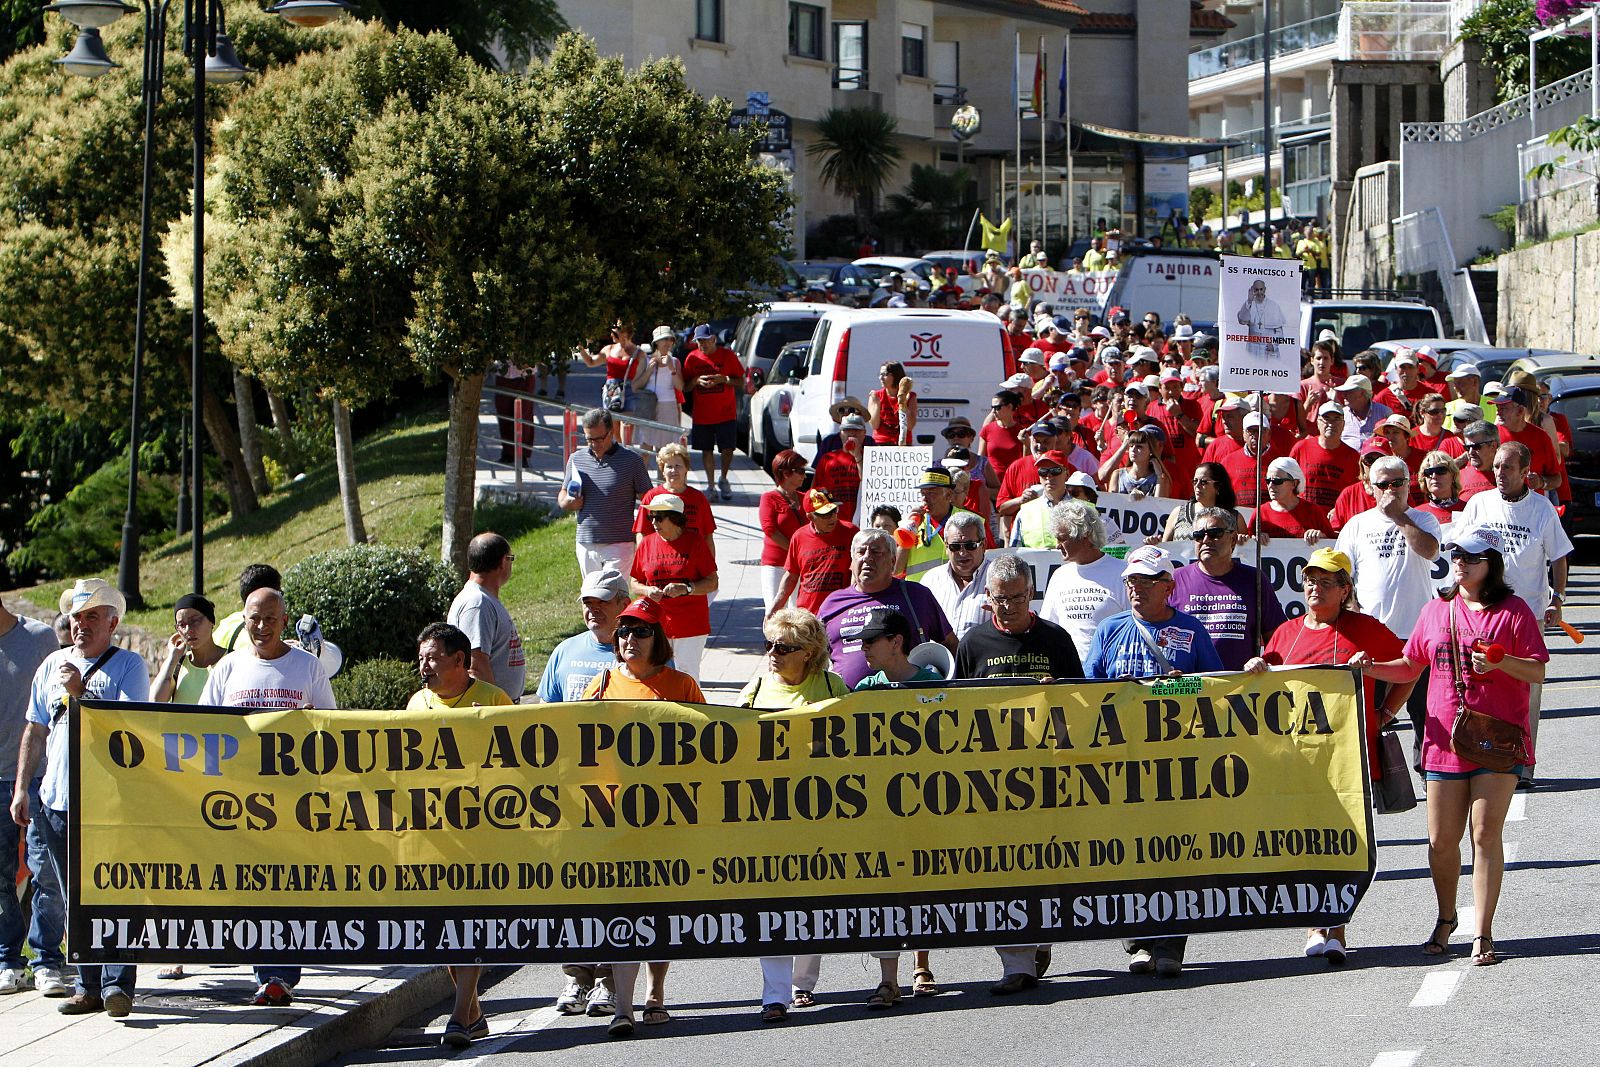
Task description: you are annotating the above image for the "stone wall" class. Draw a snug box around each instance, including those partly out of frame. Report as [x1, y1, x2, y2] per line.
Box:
[1517, 179, 1599, 246]
[1496, 227, 1600, 350]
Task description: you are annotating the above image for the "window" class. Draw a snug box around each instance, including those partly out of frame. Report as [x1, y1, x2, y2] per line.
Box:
[695, 0, 723, 43]
[833, 21, 868, 90]
[789, 3, 824, 59]
[901, 22, 927, 77]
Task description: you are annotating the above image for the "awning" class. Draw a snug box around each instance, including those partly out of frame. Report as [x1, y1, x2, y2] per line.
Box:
[1072, 121, 1237, 157]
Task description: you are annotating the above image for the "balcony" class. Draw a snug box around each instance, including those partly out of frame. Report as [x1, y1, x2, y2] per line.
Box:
[1188, 113, 1331, 171]
[1337, 2, 1452, 62]
[1188, 11, 1339, 83]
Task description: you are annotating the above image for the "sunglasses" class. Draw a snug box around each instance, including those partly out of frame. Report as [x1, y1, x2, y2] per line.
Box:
[946, 429, 975, 439]
[946, 540, 982, 552]
[1037, 467, 1065, 478]
[1421, 466, 1451, 478]
[1468, 441, 1496, 451]
[1265, 477, 1295, 486]
[1450, 550, 1488, 565]
[1067, 488, 1093, 499]
[1373, 478, 1408, 490]
[763, 640, 802, 655]
[615, 624, 655, 640]
[647, 513, 672, 522]
[1192, 528, 1229, 542]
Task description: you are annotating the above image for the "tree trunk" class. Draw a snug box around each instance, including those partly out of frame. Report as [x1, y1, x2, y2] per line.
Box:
[441, 371, 484, 577]
[332, 399, 368, 545]
[195, 367, 259, 518]
[233, 367, 271, 498]
[266, 389, 304, 475]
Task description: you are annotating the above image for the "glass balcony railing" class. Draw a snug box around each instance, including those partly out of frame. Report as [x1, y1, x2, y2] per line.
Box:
[1188, 11, 1339, 82]
[1187, 114, 1331, 171]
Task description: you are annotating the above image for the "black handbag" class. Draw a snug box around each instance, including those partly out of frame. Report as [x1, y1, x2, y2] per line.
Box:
[1373, 730, 1417, 814]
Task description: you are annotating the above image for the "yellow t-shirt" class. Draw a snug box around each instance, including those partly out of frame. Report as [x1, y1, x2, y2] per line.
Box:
[406, 679, 513, 711]
[736, 670, 847, 709]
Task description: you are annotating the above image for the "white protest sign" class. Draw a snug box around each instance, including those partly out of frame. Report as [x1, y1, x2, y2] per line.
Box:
[1217, 254, 1301, 393]
[1091, 490, 1253, 544]
[957, 269, 1117, 313]
[858, 445, 935, 523]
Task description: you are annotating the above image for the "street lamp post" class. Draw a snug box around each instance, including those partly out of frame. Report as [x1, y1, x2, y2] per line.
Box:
[46, 0, 351, 597]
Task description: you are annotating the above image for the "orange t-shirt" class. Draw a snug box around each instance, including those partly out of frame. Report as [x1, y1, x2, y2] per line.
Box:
[580, 666, 706, 704]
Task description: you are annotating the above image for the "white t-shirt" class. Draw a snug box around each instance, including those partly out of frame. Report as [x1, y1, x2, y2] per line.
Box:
[1039, 553, 1130, 657]
[201, 645, 337, 709]
[1335, 507, 1443, 637]
[1459, 489, 1572, 614]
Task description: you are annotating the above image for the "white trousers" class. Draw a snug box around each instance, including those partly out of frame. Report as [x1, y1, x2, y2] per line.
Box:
[760, 565, 791, 616]
[670, 634, 706, 682]
[996, 945, 1048, 977]
[758, 954, 822, 1006]
[576, 540, 635, 579]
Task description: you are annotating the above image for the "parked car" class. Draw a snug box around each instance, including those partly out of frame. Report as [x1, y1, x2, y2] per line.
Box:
[729, 302, 829, 447]
[747, 340, 811, 471]
[1368, 340, 1579, 383]
[1503, 352, 1600, 381]
[1301, 297, 1442, 354]
[921, 249, 991, 275]
[853, 256, 937, 291]
[1541, 369, 1600, 538]
[792, 260, 875, 304]
[789, 307, 1012, 461]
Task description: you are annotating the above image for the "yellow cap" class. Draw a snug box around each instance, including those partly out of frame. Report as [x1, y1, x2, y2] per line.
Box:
[1305, 547, 1352, 576]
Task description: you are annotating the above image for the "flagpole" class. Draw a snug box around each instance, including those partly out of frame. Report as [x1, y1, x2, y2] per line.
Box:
[1064, 33, 1074, 246]
[1014, 30, 1022, 259]
[1039, 37, 1047, 249]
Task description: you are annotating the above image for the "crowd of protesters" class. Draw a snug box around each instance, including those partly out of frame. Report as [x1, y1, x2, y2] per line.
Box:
[0, 281, 1576, 1046]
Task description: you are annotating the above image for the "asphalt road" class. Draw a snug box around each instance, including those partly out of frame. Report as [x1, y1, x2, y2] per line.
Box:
[332, 559, 1600, 1067]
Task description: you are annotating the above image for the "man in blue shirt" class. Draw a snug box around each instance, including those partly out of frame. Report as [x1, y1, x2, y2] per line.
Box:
[1083, 546, 1221, 979]
[11, 579, 149, 1017]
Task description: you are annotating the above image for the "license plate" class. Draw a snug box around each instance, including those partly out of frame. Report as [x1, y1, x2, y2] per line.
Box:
[921, 406, 955, 420]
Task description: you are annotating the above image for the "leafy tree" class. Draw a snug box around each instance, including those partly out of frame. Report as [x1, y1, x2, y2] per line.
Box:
[0, 0, 42, 64]
[356, 0, 567, 70]
[881, 163, 974, 250]
[201, 30, 790, 572]
[808, 106, 903, 230]
[1459, 0, 1592, 103]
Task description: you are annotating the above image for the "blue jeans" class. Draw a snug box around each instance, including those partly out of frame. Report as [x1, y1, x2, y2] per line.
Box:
[1, 778, 65, 971]
[35, 805, 135, 996]
[255, 966, 302, 987]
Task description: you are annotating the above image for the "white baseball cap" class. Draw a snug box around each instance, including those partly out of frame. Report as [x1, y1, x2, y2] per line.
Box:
[1334, 374, 1372, 394]
[1120, 545, 1175, 579]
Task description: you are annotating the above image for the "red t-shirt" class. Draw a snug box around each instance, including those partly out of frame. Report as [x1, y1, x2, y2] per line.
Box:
[1500, 422, 1562, 499]
[1246, 498, 1332, 538]
[1550, 411, 1572, 501]
[757, 489, 807, 567]
[1459, 463, 1494, 500]
[1289, 437, 1361, 511]
[998, 453, 1042, 506]
[682, 346, 744, 425]
[979, 421, 1025, 477]
[1147, 397, 1201, 487]
[812, 450, 863, 522]
[629, 531, 717, 639]
[1220, 446, 1279, 508]
[1328, 482, 1373, 533]
[1419, 498, 1466, 525]
[633, 485, 716, 542]
[783, 521, 860, 613]
[1200, 432, 1243, 466]
[1262, 612, 1404, 777]
[1373, 382, 1435, 420]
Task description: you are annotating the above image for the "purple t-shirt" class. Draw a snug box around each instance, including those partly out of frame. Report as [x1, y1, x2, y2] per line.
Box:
[1169, 562, 1286, 672]
[818, 580, 954, 687]
[1404, 594, 1548, 773]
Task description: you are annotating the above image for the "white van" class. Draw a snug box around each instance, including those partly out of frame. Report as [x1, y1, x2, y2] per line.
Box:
[789, 308, 1012, 461]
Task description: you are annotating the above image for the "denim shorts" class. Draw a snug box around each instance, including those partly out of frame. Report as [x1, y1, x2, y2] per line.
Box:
[1424, 764, 1526, 781]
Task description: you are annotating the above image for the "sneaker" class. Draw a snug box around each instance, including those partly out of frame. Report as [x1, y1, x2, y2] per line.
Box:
[988, 972, 1039, 995]
[58, 992, 103, 1015]
[1128, 948, 1155, 975]
[1304, 931, 1328, 957]
[32, 967, 70, 997]
[253, 978, 293, 1007]
[1323, 939, 1348, 967]
[0, 968, 29, 995]
[442, 1013, 489, 1047]
[555, 979, 590, 1015]
[718, 476, 733, 501]
[1154, 955, 1183, 978]
[585, 982, 616, 1017]
[103, 989, 132, 1018]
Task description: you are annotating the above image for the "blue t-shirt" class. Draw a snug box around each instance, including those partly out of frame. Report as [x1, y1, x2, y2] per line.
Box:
[535, 631, 615, 704]
[1084, 610, 1223, 680]
[28, 645, 150, 811]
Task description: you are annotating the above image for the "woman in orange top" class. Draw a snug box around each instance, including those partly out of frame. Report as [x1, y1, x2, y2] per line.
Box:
[580, 598, 704, 1036]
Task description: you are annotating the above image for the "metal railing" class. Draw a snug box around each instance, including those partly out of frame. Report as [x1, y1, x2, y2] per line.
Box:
[1402, 69, 1594, 142]
[1519, 133, 1600, 201]
[934, 82, 966, 105]
[480, 384, 687, 491]
[1392, 206, 1489, 342]
[1338, 2, 1452, 62]
[1188, 10, 1340, 82]
[1188, 112, 1331, 170]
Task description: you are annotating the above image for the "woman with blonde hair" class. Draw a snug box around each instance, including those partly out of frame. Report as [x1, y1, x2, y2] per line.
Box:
[1416, 450, 1466, 525]
[633, 442, 717, 565]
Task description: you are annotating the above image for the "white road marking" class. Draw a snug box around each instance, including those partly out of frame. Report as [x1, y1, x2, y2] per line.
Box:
[1507, 794, 1527, 822]
[1505, 842, 1521, 865]
[1457, 906, 1475, 935]
[1371, 1052, 1422, 1067]
[1410, 971, 1464, 1007]
[458, 1004, 563, 1059]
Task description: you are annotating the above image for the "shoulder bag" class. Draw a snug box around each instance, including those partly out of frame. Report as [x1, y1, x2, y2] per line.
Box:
[1445, 600, 1528, 773]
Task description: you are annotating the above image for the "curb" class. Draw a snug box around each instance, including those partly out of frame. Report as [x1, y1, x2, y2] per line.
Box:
[213, 966, 454, 1067]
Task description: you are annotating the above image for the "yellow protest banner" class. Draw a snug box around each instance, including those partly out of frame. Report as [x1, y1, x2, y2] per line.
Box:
[69, 668, 1372, 965]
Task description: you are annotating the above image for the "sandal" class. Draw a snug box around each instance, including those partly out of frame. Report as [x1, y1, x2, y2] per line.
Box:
[156, 965, 185, 980]
[911, 968, 938, 997]
[791, 989, 816, 1009]
[1422, 915, 1458, 956]
[1472, 936, 1500, 967]
[607, 1016, 634, 1038]
[761, 1002, 787, 1024]
[642, 1003, 671, 1025]
[866, 981, 899, 1010]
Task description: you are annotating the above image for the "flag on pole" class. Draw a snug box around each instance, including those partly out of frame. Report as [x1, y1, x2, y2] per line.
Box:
[1058, 37, 1069, 118]
[1030, 40, 1044, 116]
[979, 214, 1014, 255]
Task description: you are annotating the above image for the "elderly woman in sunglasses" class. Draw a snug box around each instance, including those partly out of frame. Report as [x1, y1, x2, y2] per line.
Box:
[1416, 451, 1467, 524]
[1352, 527, 1548, 969]
[736, 609, 846, 1024]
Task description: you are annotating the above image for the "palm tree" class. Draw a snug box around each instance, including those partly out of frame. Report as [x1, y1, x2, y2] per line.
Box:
[883, 163, 974, 248]
[808, 107, 903, 230]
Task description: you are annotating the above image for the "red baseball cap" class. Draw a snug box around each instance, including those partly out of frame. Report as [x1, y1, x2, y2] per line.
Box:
[618, 598, 663, 625]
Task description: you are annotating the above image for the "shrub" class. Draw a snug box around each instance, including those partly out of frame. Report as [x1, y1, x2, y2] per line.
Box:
[332, 657, 419, 711]
[282, 544, 457, 663]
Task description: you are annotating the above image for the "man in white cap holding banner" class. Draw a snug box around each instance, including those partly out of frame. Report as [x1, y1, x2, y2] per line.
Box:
[12, 578, 150, 1017]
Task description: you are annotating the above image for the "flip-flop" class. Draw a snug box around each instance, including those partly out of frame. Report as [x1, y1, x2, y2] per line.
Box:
[911, 968, 938, 997]
[642, 1004, 671, 1025]
[791, 989, 816, 1008]
[607, 1017, 634, 1038]
[156, 966, 185, 980]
